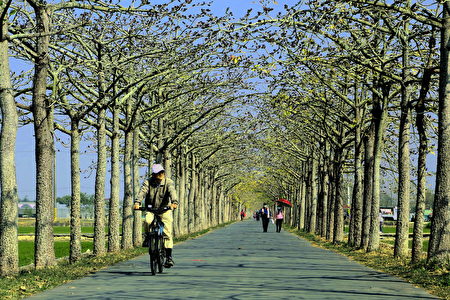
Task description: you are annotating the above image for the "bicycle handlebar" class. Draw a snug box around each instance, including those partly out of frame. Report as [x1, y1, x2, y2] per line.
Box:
[135, 206, 171, 214]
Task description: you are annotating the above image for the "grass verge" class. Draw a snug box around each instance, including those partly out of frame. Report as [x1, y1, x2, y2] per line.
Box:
[2, 221, 236, 299]
[18, 227, 97, 235]
[19, 241, 94, 267]
[1, 247, 147, 299]
[289, 228, 450, 300]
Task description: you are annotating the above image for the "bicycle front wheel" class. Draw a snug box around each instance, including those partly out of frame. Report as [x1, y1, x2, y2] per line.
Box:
[149, 234, 158, 275]
[157, 236, 165, 273]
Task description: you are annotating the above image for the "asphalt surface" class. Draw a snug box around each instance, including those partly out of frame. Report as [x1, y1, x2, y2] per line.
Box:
[27, 220, 437, 299]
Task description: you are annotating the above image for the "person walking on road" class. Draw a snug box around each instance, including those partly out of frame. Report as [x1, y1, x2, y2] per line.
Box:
[379, 210, 384, 233]
[240, 209, 246, 221]
[134, 164, 178, 268]
[260, 203, 271, 232]
[275, 206, 284, 232]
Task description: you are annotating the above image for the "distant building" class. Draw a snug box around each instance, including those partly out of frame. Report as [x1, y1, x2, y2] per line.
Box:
[380, 206, 398, 221]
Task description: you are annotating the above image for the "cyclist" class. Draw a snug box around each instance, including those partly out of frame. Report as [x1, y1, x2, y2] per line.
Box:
[134, 164, 178, 268]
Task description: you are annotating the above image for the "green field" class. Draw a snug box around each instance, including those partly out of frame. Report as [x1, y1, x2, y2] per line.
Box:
[19, 241, 94, 267]
[344, 223, 431, 234]
[381, 225, 431, 234]
[19, 227, 96, 235]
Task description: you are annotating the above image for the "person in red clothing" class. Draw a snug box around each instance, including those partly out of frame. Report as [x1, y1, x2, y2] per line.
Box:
[240, 209, 246, 221]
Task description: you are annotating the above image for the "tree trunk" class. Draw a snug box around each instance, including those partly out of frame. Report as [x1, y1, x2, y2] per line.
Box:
[326, 164, 335, 241]
[320, 160, 329, 237]
[33, 6, 56, 268]
[69, 119, 81, 263]
[197, 169, 204, 230]
[333, 161, 344, 244]
[0, 19, 19, 274]
[349, 106, 363, 247]
[211, 173, 218, 226]
[163, 148, 172, 179]
[299, 169, 306, 231]
[360, 124, 375, 250]
[412, 103, 427, 263]
[122, 128, 133, 249]
[177, 148, 186, 235]
[218, 188, 224, 224]
[188, 153, 196, 233]
[411, 67, 432, 263]
[108, 101, 121, 252]
[368, 92, 388, 252]
[132, 128, 142, 247]
[428, 3, 450, 265]
[395, 13, 412, 258]
[94, 107, 106, 255]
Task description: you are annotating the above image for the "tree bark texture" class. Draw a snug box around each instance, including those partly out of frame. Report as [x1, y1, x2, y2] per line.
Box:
[299, 172, 306, 231]
[122, 128, 133, 249]
[349, 107, 363, 247]
[94, 107, 106, 255]
[361, 125, 375, 250]
[108, 102, 121, 252]
[428, 3, 450, 265]
[412, 65, 432, 263]
[69, 120, 81, 263]
[368, 93, 388, 252]
[33, 6, 56, 268]
[177, 148, 187, 235]
[187, 153, 196, 233]
[326, 166, 335, 241]
[320, 161, 329, 237]
[0, 22, 19, 275]
[178, 147, 189, 234]
[395, 17, 412, 258]
[133, 128, 142, 247]
[333, 163, 344, 244]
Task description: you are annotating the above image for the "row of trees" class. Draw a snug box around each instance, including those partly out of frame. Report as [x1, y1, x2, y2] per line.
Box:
[1, 0, 449, 279]
[242, 0, 448, 266]
[0, 0, 259, 276]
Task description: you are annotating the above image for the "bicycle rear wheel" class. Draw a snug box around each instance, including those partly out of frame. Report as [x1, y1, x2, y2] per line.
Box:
[148, 234, 157, 275]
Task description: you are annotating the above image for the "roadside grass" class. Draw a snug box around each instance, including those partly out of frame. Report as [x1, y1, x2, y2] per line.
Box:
[382, 225, 431, 234]
[344, 223, 431, 234]
[18, 218, 95, 227]
[382, 238, 429, 252]
[0, 247, 148, 299]
[19, 241, 94, 267]
[290, 228, 450, 300]
[18, 227, 96, 235]
[3, 221, 236, 299]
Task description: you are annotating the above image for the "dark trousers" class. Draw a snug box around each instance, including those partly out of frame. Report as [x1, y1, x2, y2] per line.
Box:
[262, 217, 269, 232]
[276, 219, 283, 232]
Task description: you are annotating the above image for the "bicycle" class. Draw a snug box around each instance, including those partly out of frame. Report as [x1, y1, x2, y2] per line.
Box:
[137, 206, 170, 275]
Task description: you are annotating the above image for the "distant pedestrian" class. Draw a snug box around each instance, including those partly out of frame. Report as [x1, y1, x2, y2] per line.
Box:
[275, 206, 284, 233]
[240, 209, 246, 221]
[379, 210, 384, 233]
[255, 210, 260, 221]
[260, 203, 271, 232]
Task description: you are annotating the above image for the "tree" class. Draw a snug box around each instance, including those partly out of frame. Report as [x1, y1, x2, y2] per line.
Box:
[0, 2, 19, 271]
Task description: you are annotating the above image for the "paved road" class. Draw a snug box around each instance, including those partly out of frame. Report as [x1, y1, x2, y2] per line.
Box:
[28, 220, 437, 299]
